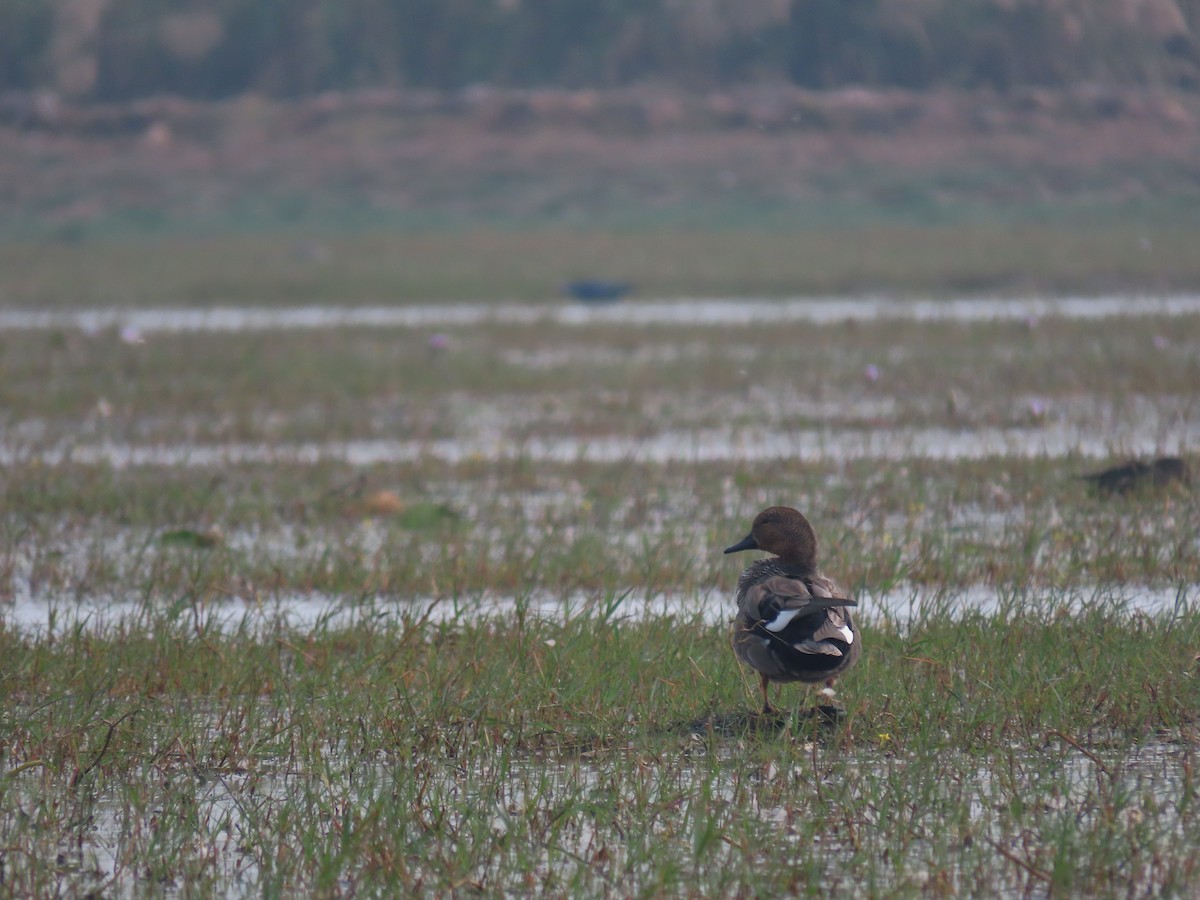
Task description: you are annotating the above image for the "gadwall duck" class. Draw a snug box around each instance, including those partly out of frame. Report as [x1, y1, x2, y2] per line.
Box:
[724, 506, 860, 715]
[1081, 456, 1191, 496]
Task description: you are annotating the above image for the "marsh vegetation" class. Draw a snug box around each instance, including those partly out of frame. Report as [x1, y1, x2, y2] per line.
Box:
[2, 278, 1199, 894]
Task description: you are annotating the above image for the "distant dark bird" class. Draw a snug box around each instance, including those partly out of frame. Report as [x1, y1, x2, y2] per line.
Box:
[724, 506, 860, 715]
[563, 279, 632, 304]
[1081, 456, 1191, 496]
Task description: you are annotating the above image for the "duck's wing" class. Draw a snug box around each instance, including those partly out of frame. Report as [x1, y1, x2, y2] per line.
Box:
[733, 575, 859, 680]
[740, 574, 855, 650]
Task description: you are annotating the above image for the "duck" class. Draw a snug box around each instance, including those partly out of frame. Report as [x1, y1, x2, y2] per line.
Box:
[1080, 456, 1191, 496]
[724, 506, 860, 715]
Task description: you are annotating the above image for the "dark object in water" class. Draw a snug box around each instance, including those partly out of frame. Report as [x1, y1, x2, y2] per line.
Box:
[1081, 456, 1191, 495]
[563, 279, 632, 304]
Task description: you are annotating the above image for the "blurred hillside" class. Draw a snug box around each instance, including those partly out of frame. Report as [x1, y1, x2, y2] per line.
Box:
[2, 0, 1198, 100]
[3, 0, 1200, 251]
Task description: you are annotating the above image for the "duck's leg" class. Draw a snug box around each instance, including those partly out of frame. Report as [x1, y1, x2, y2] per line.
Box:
[759, 673, 773, 715]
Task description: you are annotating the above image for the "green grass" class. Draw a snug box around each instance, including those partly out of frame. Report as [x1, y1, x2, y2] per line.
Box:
[5, 223, 1200, 309]
[3, 604, 1199, 895]
[2, 315, 1198, 440]
[2, 455, 1199, 602]
[3, 277, 1200, 893]
[1, 308, 1198, 600]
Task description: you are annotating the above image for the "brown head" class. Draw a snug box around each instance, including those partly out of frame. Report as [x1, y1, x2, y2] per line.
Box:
[723, 506, 819, 570]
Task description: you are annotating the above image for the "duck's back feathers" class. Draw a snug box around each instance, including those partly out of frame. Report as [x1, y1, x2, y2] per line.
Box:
[732, 565, 860, 685]
[741, 575, 855, 636]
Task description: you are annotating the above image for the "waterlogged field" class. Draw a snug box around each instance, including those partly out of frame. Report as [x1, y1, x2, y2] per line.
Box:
[2, 290, 1200, 895]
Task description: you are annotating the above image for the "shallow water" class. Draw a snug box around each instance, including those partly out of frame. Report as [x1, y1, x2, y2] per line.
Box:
[9, 714, 1189, 897]
[11, 387, 1196, 457]
[4, 416, 1197, 469]
[3, 294, 1200, 333]
[5, 582, 1193, 638]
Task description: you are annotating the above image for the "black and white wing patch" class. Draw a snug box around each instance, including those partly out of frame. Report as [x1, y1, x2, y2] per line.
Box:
[744, 575, 856, 655]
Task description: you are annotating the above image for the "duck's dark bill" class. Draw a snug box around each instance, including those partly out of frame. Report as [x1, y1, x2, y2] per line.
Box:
[723, 533, 759, 554]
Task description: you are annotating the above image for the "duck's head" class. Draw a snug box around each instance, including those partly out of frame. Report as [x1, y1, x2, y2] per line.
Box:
[723, 506, 818, 568]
